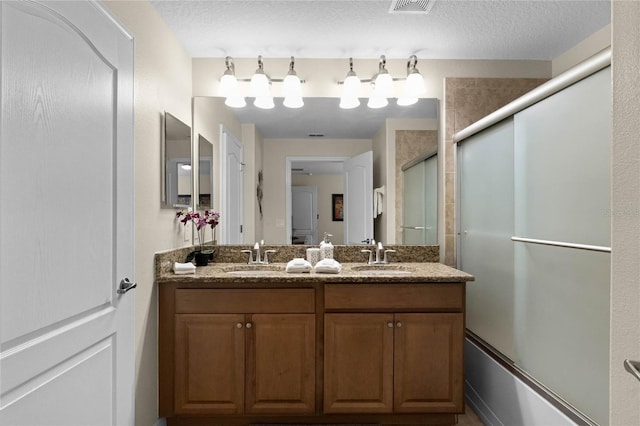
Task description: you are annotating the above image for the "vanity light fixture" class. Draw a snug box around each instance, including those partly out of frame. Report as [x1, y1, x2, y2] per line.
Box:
[283, 57, 303, 108]
[339, 58, 361, 109]
[220, 57, 246, 108]
[373, 55, 394, 98]
[250, 56, 274, 109]
[338, 54, 424, 109]
[397, 54, 425, 106]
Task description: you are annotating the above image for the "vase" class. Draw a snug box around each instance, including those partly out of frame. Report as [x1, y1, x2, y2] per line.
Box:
[194, 251, 210, 267]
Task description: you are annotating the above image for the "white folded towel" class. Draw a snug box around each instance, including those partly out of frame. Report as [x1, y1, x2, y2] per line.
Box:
[173, 262, 196, 275]
[286, 258, 312, 273]
[314, 258, 342, 274]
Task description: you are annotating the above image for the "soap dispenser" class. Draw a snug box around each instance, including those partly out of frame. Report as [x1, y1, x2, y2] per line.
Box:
[320, 232, 334, 259]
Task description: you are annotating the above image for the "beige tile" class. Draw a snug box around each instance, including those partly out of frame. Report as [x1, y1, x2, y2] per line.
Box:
[445, 202, 456, 235]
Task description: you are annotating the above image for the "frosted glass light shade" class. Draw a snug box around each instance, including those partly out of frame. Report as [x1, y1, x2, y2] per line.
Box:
[250, 72, 271, 97]
[339, 95, 360, 109]
[406, 71, 425, 94]
[374, 72, 394, 98]
[397, 96, 418, 106]
[220, 73, 238, 98]
[225, 96, 246, 108]
[283, 73, 302, 97]
[283, 96, 304, 108]
[343, 74, 361, 95]
[367, 96, 388, 109]
[254, 96, 275, 109]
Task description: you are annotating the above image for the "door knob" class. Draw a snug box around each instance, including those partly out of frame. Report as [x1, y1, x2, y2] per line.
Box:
[117, 278, 137, 294]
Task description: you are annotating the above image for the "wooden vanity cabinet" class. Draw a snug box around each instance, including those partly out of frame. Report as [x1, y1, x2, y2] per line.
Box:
[323, 284, 465, 415]
[163, 287, 316, 417]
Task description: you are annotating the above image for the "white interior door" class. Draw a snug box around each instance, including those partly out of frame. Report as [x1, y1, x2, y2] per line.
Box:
[0, 1, 134, 425]
[343, 151, 373, 244]
[221, 127, 243, 244]
[292, 186, 318, 244]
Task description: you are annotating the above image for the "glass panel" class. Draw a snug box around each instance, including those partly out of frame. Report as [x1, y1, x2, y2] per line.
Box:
[513, 67, 611, 425]
[403, 154, 438, 245]
[458, 119, 515, 359]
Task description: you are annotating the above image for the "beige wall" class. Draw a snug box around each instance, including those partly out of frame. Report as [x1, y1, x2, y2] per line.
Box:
[610, 2, 640, 425]
[102, 2, 192, 426]
[262, 138, 371, 244]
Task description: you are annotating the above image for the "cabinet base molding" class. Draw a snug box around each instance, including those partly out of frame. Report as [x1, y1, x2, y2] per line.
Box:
[165, 413, 457, 426]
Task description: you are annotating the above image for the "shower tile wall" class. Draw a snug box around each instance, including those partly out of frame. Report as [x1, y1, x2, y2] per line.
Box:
[395, 130, 438, 243]
[442, 77, 548, 266]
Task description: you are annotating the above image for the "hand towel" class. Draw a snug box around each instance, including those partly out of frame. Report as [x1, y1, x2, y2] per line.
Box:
[174, 262, 196, 275]
[314, 258, 342, 274]
[373, 186, 385, 218]
[286, 258, 312, 273]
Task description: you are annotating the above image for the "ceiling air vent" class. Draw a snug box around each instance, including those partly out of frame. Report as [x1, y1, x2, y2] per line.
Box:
[389, 0, 436, 14]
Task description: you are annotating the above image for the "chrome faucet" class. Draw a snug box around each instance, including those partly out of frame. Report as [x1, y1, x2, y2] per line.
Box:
[361, 241, 395, 265]
[241, 242, 276, 264]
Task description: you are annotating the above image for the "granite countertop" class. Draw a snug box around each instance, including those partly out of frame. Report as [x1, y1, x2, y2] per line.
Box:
[156, 261, 474, 285]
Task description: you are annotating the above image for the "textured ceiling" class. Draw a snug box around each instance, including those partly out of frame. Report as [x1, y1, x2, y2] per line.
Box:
[150, 0, 610, 60]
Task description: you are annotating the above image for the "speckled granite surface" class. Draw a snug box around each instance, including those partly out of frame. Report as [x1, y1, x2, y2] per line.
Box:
[155, 244, 439, 276]
[155, 244, 473, 285]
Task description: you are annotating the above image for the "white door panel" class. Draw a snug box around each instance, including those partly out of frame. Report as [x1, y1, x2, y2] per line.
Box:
[0, 1, 134, 424]
[292, 186, 317, 244]
[344, 151, 373, 244]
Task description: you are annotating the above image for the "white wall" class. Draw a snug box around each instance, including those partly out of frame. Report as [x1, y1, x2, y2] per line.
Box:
[101, 3, 193, 426]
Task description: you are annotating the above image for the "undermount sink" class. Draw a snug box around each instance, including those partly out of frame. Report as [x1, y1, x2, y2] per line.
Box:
[222, 264, 285, 275]
[350, 264, 416, 275]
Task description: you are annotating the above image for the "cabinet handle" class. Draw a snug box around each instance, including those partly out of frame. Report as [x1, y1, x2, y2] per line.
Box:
[387, 322, 394, 328]
[396, 322, 402, 328]
[236, 323, 243, 329]
[245, 322, 253, 329]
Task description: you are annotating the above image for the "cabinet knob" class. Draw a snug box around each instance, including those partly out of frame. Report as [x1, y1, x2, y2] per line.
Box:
[245, 322, 253, 329]
[396, 322, 402, 328]
[236, 323, 243, 329]
[387, 322, 394, 328]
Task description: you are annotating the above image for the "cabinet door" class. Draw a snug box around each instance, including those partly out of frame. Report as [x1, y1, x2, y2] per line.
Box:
[175, 314, 245, 414]
[324, 313, 394, 413]
[394, 313, 464, 413]
[246, 314, 316, 414]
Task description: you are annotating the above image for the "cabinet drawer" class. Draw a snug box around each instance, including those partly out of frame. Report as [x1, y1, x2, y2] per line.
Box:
[176, 289, 315, 313]
[324, 284, 463, 311]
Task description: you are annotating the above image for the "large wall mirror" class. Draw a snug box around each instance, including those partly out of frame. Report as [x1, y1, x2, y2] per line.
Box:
[162, 112, 192, 208]
[191, 96, 439, 245]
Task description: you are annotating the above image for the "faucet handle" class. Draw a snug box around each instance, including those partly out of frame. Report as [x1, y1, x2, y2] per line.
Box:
[263, 249, 276, 264]
[361, 249, 374, 265]
[240, 249, 253, 264]
[382, 249, 396, 264]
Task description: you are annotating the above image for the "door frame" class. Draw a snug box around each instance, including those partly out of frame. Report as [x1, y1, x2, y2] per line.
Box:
[285, 156, 347, 245]
[220, 125, 243, 244]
